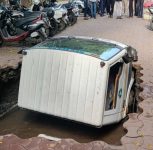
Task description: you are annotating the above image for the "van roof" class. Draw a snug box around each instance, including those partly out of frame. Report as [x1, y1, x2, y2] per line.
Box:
[32, 37, 124, 61]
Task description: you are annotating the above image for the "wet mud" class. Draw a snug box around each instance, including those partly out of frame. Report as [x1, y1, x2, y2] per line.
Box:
[0, 74, 126, 145]
[0, 76, 152, 145]
[0, 52, 151, 146]
[0, 80, 19, 115]
[0, 107, 125, 145]
[0, 46, 125, 146]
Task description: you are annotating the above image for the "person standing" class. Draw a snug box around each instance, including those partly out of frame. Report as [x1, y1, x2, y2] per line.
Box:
[106, 0, 115, 17]
[99, 0, 104, 16]
[89, 0, 97, 18]
[129, 0, 134, 17]
[84, 0, 89, 19]
[113, 0, 122, 19]
[122, 0, 127, 16]
[136, 0, 144, 18]
[134, 0, 137, 16]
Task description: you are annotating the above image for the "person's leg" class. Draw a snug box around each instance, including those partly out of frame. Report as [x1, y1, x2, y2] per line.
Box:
[136, 0, 140, 17]
[131, 0, 134, 17]
[134, 0, 137, 16]
[106, 0, 111, 16]
[139, 0, 144, 17]
[100, 0, 104, 16]
[99, 0, 102, 15]
[129, 0, 133, 17]
[125, 0, 129, 15]
[115, 2, 122, 18]
[110, 0, 115, 17]
[113, 1, 116, 17]
[117, 2, 120, 17]
[119, 1, 122, 17]
[103, 0, 106, 14]
[84, 0, 88, 17]
[93, 2, 97, 18]
[90, 2, 94, 17]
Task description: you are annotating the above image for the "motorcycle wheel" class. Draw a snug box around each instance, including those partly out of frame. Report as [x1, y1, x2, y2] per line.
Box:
[58, 19, 66, 32]
[34, 28, 47, 44]
[68, 13, 77, 26]
[0, 35, 3, 46]
[7, 25, 17, 36]
[45, 28, 50, 37]
[38, 30, 47, 42]
[49, 20, 58, 37]
[150, 18, 153, 31]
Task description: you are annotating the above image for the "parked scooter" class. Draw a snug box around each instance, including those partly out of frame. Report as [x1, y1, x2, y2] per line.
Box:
[62, 3, 79, 25]
[2, 7, 49, 38]
[43, 8, 59, 36]
[53, 4, 68, 30]
[69, 0, 84, 13]
[43, 6, 67, 34]
[0, 9, 47, 46]
[148, 7, 153, 30]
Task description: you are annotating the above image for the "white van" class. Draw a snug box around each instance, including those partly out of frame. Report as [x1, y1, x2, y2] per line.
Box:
[18, 36, 139, 127]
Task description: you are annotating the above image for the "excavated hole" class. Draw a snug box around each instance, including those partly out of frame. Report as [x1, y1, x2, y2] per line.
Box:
[0, 67, 134, 146]
[0, 66, 21, 116]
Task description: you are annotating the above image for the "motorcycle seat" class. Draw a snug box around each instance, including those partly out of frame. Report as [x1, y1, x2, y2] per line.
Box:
[23, 11, 41, 18]
[63, 3, 73, 10]
[15, 16, 39, 27]
[29, 23, 43, 32]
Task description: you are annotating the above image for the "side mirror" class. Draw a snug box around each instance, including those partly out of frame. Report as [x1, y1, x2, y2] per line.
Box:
[122, 46, 138, 64]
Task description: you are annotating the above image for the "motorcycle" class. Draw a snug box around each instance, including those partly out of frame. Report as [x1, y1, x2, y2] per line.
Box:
[53, 4, 68, 30]
[1, 6, 50, 38]
[62, 3, 79, 25]
[11, 5, 66, 37]
[0, 9, 47, 46]
[148, 7, 153, 30]
[43, 8, 59, 36]
[43, 6, 67, 34]
[69, 0, 84, 13]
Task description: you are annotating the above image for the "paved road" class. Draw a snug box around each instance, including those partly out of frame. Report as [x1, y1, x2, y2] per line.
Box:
[58, 15, 153, 88]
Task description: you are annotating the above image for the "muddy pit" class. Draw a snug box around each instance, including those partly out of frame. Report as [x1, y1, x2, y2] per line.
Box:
[0, 64, 126, 145]
[0, 49, 153, 146]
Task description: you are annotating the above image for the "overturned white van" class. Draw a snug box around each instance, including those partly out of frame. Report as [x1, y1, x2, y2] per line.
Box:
[18, 36, 139, 127]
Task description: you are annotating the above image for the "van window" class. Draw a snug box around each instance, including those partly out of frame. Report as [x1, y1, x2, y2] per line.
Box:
[32, 38, 122, 60]
[105, 62, 123, 111]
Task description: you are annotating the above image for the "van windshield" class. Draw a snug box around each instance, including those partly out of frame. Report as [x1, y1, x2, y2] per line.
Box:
[33, 38, 122, 60]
